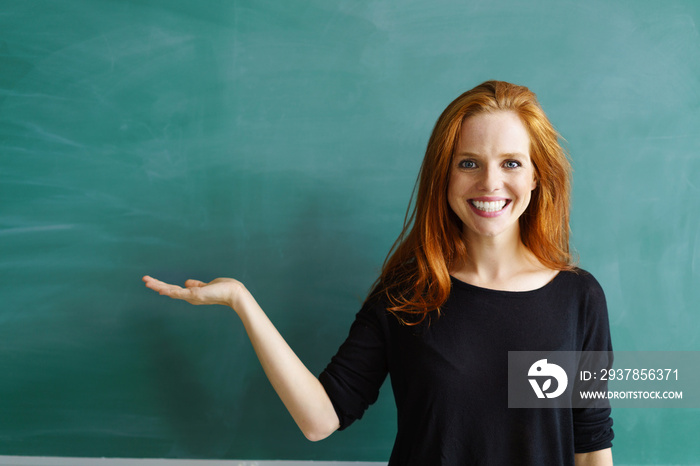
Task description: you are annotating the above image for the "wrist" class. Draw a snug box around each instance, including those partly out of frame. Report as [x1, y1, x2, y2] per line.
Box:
[229, 281, 253, 314]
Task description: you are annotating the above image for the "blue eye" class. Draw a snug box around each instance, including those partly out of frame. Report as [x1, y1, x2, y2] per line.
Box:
[458, 160, 477, 169]
[504, 160, 521, 169]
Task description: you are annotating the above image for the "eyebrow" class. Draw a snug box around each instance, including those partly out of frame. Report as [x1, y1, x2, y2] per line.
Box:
[453, 151, 529, 159]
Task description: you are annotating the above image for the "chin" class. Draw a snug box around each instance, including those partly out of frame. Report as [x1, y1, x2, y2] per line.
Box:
[464, 222, 519, 240]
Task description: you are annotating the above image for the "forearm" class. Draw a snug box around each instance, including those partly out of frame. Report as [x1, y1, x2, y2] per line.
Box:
[234, 286, 340, 441]
[575, 448, 613, 466]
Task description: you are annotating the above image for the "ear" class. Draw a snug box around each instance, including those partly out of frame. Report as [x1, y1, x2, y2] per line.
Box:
[531, 172, 538, 191]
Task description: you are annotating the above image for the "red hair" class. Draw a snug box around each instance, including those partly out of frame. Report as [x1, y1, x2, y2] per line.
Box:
[372, 80, 575, 325]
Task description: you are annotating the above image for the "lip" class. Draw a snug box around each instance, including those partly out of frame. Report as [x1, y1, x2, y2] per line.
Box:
[468, 197, 511, 218]
[469, 196, 509, 202]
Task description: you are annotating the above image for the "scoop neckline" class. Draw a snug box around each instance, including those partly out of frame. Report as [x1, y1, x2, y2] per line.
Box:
[449, 270, 564, 297]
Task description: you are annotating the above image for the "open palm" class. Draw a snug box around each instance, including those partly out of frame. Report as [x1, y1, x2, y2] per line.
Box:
[142, 275, 244, 308]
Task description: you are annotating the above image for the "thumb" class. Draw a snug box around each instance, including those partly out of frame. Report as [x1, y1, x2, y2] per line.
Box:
[184, 279, 207, 288]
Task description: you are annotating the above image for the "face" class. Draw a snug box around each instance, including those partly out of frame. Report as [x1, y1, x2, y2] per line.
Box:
[447, 110, 537, 242]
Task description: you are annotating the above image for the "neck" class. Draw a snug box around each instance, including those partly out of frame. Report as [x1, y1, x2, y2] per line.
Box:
[454, 227, 540, 284]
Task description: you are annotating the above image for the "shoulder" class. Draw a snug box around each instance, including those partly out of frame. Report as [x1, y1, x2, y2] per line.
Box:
[552, 268, 610, 326]
[558, 267, 610, 322]
[557, 267, 606, 298]
[353, 288, 393, 333]
[559, 269, 613, 351]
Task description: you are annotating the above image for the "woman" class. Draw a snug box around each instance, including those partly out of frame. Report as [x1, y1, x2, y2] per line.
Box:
[144, 81, 614, 465]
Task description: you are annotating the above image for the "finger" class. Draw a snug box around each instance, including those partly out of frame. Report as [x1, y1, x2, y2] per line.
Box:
[143, 275, 168, 290]
[143, 275, 168, 285]
[184, 279, 206, 288]
[143, 277, 182, 296]
[143, 275, 163, 291]
[155, 283, 193, 300]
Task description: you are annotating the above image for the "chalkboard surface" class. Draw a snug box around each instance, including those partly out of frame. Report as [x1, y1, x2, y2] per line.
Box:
[1, 0, 699, 463]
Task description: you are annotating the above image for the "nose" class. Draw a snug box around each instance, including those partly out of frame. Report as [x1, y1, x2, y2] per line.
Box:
[477, 165, 502, 192]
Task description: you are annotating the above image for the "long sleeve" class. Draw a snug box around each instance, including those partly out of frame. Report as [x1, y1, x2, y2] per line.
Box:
[318, 298, 389, 430]
[573, 271, 615, 453]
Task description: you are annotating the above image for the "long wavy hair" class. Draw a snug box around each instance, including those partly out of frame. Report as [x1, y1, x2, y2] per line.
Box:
[372, 80, 575, 325]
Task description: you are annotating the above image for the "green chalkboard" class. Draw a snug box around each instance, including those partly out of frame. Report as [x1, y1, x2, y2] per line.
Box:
[1, 0, 699, 462]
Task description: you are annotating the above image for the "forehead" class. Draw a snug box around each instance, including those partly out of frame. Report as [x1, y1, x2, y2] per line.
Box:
[456, 111, 530, 156]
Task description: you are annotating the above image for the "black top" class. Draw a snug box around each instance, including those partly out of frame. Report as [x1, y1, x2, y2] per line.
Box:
[319, 269, 614, 465]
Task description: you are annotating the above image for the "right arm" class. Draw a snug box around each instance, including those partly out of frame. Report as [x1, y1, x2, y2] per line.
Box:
[142, 275, 340, 441]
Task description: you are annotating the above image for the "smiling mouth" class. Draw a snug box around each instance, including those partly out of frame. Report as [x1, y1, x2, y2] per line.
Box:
[469, 199, 509, 212]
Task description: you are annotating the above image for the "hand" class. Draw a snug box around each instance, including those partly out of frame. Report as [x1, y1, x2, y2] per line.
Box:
[142, 275, 247, 309]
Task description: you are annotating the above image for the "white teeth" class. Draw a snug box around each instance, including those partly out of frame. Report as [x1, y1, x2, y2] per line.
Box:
[471, 200, 507, 212]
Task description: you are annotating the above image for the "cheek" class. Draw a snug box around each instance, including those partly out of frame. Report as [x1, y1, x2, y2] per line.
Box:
[511, 176, 536, 209]
[520, 181, 536, 211]
[446, 174, 464, 211]
[529, 166, 538, 191]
